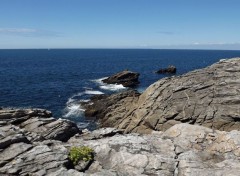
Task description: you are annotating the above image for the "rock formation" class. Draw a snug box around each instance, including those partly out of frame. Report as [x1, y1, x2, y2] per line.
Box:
[88, 58, 240, 133]
[1, 108, 240, 176]
[0, 108, 81, 142]
[102, 70, 140, 87]
[83, 90, 140, 127]
[1, 58, 240, 175]
[155, 65, 177, 74]
[0, 108, 82, 175]
[70, 123, 240, 176]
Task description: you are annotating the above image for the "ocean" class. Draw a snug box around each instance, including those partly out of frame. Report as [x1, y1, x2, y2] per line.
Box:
[1, 49, 240, 129]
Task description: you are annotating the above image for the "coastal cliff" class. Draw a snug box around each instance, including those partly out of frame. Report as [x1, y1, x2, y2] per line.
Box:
[0, 58, 240, 175]
[86, 58, 240, 134]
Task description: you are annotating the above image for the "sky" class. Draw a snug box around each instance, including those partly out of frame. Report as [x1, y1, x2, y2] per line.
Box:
[0, 0, 240, 49]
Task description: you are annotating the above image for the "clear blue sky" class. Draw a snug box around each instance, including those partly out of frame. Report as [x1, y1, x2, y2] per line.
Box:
[0, 0, 240, 49]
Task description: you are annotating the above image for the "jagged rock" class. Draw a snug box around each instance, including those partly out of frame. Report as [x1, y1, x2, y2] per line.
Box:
[69, 129, 176, 176]
[0, 108, 52, 124]
[102, 70, 140, 87]
[0, 115, 240, 175]
[0, 142, 33, 167]
[0, 109, 81, 142]
[0, 109, 82, 175]
[163, 124, 240, 176]
[0, 125, 30, 149]
[94, 58, 240, 133]
[83, 90, 140, 127]
[75, 128, 124, 140]
[50, 168, 85, 176]
[68, 124, 240, 176]
[155, 65, 177, 74]
[74, 159, 93, 172]
[0, 142, 70, 175]
[20, 117, 80, 142]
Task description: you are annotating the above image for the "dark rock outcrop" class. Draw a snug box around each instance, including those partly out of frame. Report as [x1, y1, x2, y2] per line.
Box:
[155, 65, 177, 74]
[92, 58, 240, 133]
[83, 90, 140, 127]
[102, 70, 140, 87]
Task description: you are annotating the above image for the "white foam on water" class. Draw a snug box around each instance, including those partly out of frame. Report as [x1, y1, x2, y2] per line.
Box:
[63, 103, 85, 118]
[92, 77, 108, 84]
[63, 92, 86, 118]
[93, 77, 126, 91]
[68, 92, 84, 100]
[85, 90, 104, 95]
[80, 99, 90, 103]
[100, 84, 126, 91]
[63, 88, 104, 119]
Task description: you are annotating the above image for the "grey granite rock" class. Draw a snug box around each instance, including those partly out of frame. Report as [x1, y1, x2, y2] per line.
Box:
[0, 142, 70, 175]
[67, 123, 240, 176]
[78, 128, 124, 140]
[0, 142, 32, 167]
[0, 125, 30, 149]
[91, 58, 240, 133]
[0, 108, 81, 142]
[0, 117, 240, 175]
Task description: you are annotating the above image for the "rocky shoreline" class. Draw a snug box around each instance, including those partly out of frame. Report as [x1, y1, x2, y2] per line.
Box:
[84, 58, 240, 134]
[0, 58, 240, 175]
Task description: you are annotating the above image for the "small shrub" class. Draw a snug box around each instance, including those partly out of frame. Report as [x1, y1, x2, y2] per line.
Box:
[69, 146, 94, 165]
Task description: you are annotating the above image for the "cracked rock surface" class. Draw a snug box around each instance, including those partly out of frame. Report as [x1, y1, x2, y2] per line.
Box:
[0, 108, 81, 175]
[91, 58, 240, 133]
[70, 123, 240, 176]
[0, 107, 239, 175]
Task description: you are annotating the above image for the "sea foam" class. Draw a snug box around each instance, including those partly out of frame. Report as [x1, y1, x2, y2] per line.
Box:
[93, 77, 126, 91]
[85, 90, 104, 95]
[100, 84, 126, 91]
[63, 103, 85, 118]
[63, 88, 104, 118]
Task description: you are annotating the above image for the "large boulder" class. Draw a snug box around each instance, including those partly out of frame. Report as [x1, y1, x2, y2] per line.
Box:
[93, 58, 240, 133]
[102, 70, 140, 87]
[0, 108, 81, 142]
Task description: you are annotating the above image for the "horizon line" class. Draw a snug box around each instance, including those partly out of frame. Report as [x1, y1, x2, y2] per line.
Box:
[0, 48, 240, 51]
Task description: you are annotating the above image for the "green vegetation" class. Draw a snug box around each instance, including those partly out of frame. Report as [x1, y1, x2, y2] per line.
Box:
[69, 146, 94, 165]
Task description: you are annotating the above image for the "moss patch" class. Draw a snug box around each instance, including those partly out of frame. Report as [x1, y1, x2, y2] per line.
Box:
[69, 146, 94, 165]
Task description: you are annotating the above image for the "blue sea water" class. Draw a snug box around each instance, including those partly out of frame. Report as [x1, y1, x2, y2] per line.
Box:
[0, 49, 240, 129]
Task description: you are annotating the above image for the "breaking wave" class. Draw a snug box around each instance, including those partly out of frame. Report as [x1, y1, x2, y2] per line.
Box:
[62, 88, 103, 118]
[93, 77, 126, 91]
[85, 90, 104, 95]
[100, 84, 126, 91]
